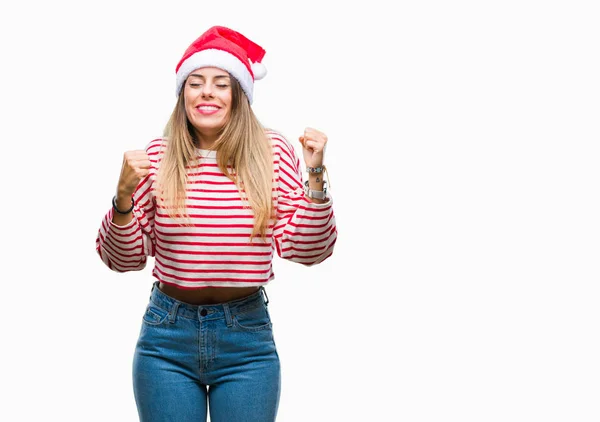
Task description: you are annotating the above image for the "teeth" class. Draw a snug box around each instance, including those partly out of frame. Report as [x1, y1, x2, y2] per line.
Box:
[198, 106, 218, 111]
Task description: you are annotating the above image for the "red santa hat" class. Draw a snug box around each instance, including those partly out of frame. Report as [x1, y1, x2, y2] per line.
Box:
[175, 26, 267, 104]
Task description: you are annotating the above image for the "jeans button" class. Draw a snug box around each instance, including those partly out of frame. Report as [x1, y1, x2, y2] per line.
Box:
[200, 309, 208, 317]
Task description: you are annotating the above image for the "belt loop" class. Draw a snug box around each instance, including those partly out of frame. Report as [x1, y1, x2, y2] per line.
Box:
[168, 302, 180, 324]
[223, 303, 233, 327]
[261, 287, 269, 306]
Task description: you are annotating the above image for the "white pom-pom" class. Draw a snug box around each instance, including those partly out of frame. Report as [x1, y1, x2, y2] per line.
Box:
[251, 62, 267, 80]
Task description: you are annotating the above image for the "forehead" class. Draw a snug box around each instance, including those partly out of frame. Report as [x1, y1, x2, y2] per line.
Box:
[189, 67, 230, 78]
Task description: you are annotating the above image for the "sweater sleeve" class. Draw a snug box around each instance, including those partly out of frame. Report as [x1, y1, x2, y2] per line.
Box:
[271, 134, 337, 266]
[95, 141, 159, 272]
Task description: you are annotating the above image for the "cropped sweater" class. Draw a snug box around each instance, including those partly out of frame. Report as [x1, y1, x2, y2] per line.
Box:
[95, 131, 337, 289]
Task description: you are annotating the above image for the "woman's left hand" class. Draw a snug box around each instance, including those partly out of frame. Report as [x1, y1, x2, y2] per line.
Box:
[299, 127, 327, 168]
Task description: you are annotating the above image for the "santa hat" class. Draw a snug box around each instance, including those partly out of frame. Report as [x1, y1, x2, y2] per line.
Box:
[175, 26, 267, 104]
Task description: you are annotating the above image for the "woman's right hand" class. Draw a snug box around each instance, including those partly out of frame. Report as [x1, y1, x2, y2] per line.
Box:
[116, 150, 151, 200]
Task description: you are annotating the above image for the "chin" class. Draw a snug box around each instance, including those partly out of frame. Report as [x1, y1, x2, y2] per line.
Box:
[193, 118, 220, 129]
[200, 123, 224, 132]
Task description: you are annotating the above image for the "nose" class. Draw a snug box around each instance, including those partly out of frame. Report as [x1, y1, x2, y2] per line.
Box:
[200, 83, 214, 98]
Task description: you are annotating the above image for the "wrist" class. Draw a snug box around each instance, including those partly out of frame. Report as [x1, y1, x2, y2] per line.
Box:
[307, 173, 325, 194]
[116, 185, 134, 201]
[113, 195, 135, 214]
[117, 184, 133, 196]
[304, 179, 327, 200]
[306, 164, 325, 174]
[308, 171, 324, 181]
[304, 163, 331, 203]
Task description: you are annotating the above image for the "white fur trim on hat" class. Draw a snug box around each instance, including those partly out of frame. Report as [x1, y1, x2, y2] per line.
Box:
[175, 49, 255, 103]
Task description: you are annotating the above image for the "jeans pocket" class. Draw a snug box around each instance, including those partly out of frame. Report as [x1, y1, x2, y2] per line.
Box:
[233, 304, 272, 332]
[142, 304, 169, 326]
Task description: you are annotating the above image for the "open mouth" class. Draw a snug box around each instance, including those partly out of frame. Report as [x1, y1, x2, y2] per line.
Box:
[196, 105, 221, 115]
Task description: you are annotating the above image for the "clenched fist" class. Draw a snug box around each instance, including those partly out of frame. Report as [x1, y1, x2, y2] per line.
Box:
[299, 127, 328, 168]
[116, 150, 151, 199]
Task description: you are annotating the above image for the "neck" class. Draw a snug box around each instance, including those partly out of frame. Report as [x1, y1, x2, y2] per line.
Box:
[194, 130, 220, 149]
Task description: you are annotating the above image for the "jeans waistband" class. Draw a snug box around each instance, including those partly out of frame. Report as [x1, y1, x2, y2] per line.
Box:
[148, 281, 267, 322]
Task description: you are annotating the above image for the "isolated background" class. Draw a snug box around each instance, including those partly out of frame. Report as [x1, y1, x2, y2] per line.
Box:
[1, 0, 599, 421]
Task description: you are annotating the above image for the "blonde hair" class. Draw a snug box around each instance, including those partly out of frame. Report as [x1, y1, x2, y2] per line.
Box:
[156, 75, 274, 240]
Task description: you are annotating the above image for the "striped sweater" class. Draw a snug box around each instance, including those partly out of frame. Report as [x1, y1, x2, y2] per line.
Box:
[96, 131, 337, 289]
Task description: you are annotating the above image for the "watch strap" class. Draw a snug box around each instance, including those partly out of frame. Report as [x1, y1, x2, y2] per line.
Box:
[304, 180, 327, 200]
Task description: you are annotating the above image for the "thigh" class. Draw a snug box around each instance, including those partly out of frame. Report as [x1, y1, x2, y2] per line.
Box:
[132, 304, 207, 422]
[208, 305, 281, 422]
[208, 358, 280, 422]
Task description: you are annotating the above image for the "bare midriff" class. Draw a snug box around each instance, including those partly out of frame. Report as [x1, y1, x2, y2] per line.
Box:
[158, 282, 261, 305]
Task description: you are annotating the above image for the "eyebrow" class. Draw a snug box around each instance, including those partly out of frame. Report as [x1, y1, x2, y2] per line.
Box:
[189, 73, 230, 80]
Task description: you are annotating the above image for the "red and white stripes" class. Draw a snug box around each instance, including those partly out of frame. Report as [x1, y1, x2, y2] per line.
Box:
[96, 131, 336, 288]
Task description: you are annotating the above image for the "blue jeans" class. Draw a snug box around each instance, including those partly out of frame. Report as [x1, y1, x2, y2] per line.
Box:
[133, 282, 281, 422]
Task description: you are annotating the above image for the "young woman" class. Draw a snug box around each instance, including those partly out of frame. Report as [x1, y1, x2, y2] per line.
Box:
[96, 26, 337, 422]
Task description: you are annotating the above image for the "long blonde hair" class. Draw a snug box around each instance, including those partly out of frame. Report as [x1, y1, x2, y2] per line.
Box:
[156, 75, 274, 240]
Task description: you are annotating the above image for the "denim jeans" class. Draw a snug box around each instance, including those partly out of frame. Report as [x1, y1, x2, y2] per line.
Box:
[133, 282, 281, 422]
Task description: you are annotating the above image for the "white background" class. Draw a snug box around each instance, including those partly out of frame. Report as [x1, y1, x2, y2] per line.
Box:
[1, 0, 599, 421]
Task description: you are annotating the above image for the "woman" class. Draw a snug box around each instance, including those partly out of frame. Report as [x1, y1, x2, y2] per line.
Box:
[95, 26, 336, 421]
